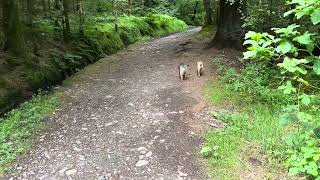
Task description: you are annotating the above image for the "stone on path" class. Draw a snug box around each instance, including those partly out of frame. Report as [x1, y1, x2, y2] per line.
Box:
[135, 160, 149, 167]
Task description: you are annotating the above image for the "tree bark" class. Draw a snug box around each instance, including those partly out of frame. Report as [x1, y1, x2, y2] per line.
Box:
[211, 0, 244, 49]
[203, 0, 213, 26]
[42, 0, 47, 12]
[27, 0, 39, 55]
[3, 0, 25, 55]
[62, 0, 70, 42]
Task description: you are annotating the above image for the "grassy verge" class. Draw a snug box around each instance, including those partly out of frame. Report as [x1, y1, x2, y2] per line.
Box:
[202, 75, 288, 179]
[0, 92, 60, 174]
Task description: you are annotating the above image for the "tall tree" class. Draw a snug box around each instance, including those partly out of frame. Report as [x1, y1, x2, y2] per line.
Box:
[211, 0, 244, 49]
[2, 0, 25, 55]
[203, 0, 213, 26]
[27, 0, 39, 55]
[62, 0, 71, 42]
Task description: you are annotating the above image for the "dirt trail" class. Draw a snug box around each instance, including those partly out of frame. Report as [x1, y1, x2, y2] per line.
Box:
[10, 28, 217, 180]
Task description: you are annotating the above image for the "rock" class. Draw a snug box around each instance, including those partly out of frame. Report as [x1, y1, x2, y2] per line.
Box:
[65, 169, 77, 176]
[74, 147, 82, 152]
[105, 121, 118, 127]
[178, 171, 188, 177]
[105, 95, 113, 99]
[168, 111, 178, 114]
[44, 151, 51, 159]
[128, 103, 134, 107]
[135, 160, 149, 167]
[146, 151, 153, 158]
[58, 167, 69, 176]
[137, 147, 147, 151]
[79, 155, 86, 161]
[98, 175, 107, 180]
[155, 112, 164, 116]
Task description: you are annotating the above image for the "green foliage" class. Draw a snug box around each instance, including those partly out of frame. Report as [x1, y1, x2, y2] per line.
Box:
[243, 0, 320, 178]
[0, 93, 60, 173]
[217, 63, 293, 105]
[175, 0, 204, 26]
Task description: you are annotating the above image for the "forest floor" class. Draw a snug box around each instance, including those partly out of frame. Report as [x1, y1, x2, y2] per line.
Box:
[6, 28, 226, 179]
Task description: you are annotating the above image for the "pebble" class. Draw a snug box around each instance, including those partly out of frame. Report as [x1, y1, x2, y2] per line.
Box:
[137, 147, 147, 151]
[146, 151, 153, 158]
[135, 160, 149, 167]
[128, 103, 134, 107]
[74, 147, 82, 152]
[44, 151, 51, 159]
[106, 95, 113, 98]
[66, 169, 77, 176]
[59, 167, 69, 176]
[79, 155, 86, 161]
[178, 171, 188, 177]
[139, 155, 145, 160]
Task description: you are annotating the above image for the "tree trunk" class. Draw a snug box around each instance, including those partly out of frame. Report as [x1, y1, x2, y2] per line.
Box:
[62, 0, 70, 42]
[203, 0, 213, 26]
[3, 0, 25, 55]
[211, 0, 244, 49]
[192, 1, 199, 22]
[78, 0, 85, 35]
[42, 0, 47, 12]
[27, 0, 39, 55]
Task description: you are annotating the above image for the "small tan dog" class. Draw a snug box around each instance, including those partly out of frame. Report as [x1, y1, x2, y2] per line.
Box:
[197, 61, 204, 77]
[178, 63, 190, 80]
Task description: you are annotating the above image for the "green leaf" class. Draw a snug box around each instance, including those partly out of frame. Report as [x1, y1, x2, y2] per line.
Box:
[276, 41, 295, 54]
[284, 9, 295, 17]
[306, 162, 319, 176]
[293, 32, 314, 45]
[243, 51, 256, 59]
[311, 9, 320, 25]
[278, 57, 308, 74]
[299, 94, 312, 106]
[289, 167, 300, 176]
[278, 81, 297, 95]
[313, 127, 320, 139]
[313, 59, 320, 75]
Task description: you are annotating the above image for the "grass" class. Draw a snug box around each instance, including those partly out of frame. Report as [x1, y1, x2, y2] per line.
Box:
[202, 80, 288, 179]
[0, 92, 60, 174]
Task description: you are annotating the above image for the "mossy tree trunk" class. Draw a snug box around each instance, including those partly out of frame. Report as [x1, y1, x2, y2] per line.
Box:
[211, 0, 245, 49]
[3, 0, 25, 55]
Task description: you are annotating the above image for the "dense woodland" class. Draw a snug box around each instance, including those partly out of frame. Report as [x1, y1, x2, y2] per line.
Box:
[1, 0, 320, 179]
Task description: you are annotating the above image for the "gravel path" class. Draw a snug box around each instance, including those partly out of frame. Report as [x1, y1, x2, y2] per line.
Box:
[10, 28, 212, 180]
